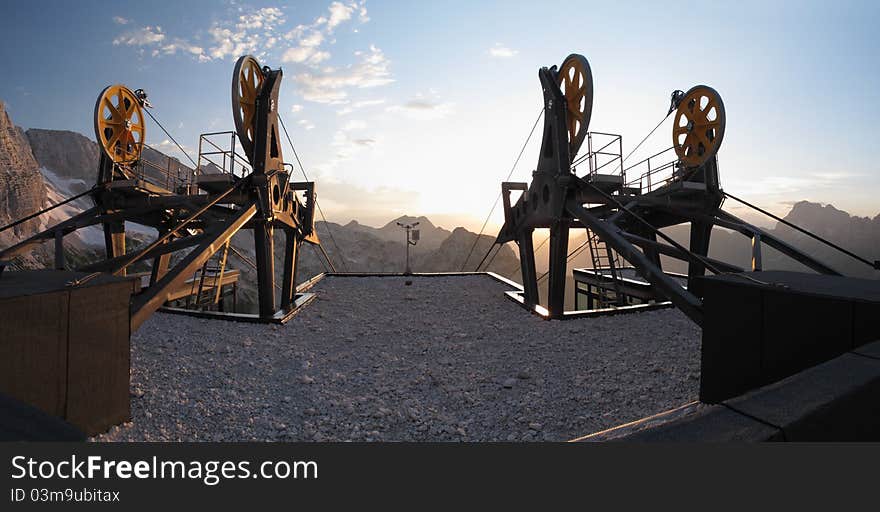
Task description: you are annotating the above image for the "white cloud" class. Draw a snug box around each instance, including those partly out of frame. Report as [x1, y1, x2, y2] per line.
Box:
[113, 25, 165, 46]
[280, 2, 369, 67]
[291, 104, 304, 113]
[327, 1, 355, 29]
[336, 98, 385, 115]
[297, 119, 316, 131]
[489, 43, 518, 58]
[342, 119, 366, 131]
[295, 45, 393, 104]
[387, 93, 453, 120]
[154, 39, 205, 59]
[357, 99, 386, 106]
[281, 30, 329, 65]
[112, 24, 207, 60]
[322, 112, 381, 171]
[110, 2, 373, 69]
[207, 7, 287, 61]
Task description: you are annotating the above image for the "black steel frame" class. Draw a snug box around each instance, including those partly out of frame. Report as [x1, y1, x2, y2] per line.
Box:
[0, 60, 321, 331]
[496, 55, 841, 326]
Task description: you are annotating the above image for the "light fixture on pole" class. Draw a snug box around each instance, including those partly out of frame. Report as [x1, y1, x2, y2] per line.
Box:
[396, 221, 419, 274]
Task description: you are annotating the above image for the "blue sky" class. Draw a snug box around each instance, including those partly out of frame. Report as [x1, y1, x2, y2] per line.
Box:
[1, 0, 878, 229]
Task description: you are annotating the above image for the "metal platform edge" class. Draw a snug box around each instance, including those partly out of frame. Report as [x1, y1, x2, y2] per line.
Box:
[158, 292, 317, 324]
[503, 290, 674, 320]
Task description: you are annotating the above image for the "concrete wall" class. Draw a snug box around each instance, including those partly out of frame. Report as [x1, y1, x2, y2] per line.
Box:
[577, 340, 880, 442]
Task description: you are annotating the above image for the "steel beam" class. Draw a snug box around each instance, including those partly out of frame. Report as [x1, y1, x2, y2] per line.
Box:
[567, 200, 704, 325]
[150, 251, 171, 286]
[78, 232, 210, 273]
[53, 230, 64, 270]
[547, 220, 570, 318]
[517, 228, 539, 306]
[280, 228, 300, 310]
[131, 204, 257, 331]
[103, 221, 126, 276]
[0, 207, 101, 260]
[717, 210, 841, 275]
[751, 234, 762, 271]
[687, 220, 712, 288]
[254, 220, 276, 318]
[621, 232, 743, 273]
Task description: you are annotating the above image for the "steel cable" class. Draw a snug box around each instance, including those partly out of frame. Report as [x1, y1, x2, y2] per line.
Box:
[462, 107, 545, 272]
[0, 186, 97, 235]
[278, 115, 348, 272]
[143, 109, 199, 169]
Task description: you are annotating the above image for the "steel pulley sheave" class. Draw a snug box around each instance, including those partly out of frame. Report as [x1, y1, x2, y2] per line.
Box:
[94, 85, 145, 164]
[672, 85, 725, 168]
[232, 55, 267, 160]
[556, 54, 594, 161]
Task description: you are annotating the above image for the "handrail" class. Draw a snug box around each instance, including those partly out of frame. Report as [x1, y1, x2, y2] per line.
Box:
[623, 146, 678, 192]
[197, 131, 252, 178]
[574, 132, 625, 183]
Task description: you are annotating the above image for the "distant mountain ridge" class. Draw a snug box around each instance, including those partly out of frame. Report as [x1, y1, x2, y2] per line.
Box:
[341, 215, 452, 252]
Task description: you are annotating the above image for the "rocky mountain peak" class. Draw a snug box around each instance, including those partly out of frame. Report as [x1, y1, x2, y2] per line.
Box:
[381, 215, 435, 229]
[0, 102, 46, 241]
[26, 128, 100, 189]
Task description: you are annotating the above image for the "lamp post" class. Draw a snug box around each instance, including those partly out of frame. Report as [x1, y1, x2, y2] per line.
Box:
[396, 221, 419, 274]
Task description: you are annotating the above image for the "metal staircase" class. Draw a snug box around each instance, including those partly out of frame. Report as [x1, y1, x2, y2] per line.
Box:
[586, 230, 624, 307]
[186, 240, 230, 310]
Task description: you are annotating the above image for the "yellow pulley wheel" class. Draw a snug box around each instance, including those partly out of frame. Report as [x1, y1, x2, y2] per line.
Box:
[232, 55, 265, 159]
[557, 54, 593, 161]
[94, 85, 145, 164]
[673, 85, 725, 168]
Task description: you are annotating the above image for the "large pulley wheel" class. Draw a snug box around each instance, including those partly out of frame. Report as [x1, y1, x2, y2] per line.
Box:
[673, 85, 725, 168]
[94, 85, 145, 164]
[232, 55, 265, 159]
[557, 54, 593, 160]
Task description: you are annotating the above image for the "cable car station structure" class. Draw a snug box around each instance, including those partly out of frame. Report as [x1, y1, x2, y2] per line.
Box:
[0, 50, 879, 438]
[494, 53, 876, 326]
[0, 55, 321, 331]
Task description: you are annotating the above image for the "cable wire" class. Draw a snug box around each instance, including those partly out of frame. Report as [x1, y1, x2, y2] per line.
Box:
[461, 107, 545, 272]
[536, 238, 591, 283]
[278, 115, 349, 272]
[723, 191, 879, 270]
[0, 186, 96, 235]
[227, 244, 284, 290]
[143, 109, 199, 169]
[612, 111, 672, 173]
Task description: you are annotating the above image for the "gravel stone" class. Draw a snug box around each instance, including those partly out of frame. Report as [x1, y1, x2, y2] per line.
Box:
[94, 275, 700, 442]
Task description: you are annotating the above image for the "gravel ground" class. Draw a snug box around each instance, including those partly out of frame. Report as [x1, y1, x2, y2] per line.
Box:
[96, 275, 701, 442]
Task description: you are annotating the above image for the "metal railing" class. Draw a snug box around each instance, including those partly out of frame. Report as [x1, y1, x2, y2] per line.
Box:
[573, 132, 625, 184]
[623, 146, 679, 193]
[136, 144, 195, 191]
[197, 131, 253, 179]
